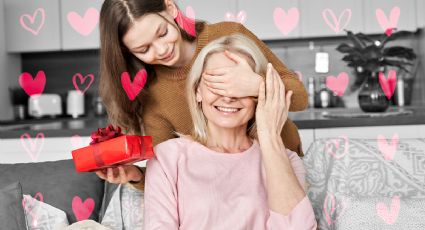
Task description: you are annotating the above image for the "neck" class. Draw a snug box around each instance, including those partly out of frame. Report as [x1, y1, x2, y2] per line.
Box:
[205, 123, 253, 153]
[175, 39, 197, 68]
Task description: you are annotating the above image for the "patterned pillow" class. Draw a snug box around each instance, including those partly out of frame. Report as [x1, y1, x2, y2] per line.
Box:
[303, 138, 425, 230]
[22, 194, 69, 229]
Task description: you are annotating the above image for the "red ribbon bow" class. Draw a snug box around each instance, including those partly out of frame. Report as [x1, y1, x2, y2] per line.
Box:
[90, 124, 123, 145]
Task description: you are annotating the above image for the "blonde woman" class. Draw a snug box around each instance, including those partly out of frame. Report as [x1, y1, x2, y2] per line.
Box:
[144, 34, 317, 229]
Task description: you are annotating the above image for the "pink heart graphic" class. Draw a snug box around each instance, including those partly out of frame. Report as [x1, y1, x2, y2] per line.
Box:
[19, 8, 45, 35]
[22, 192, 44, 228]
[376, 7, 400, 36]
[379, 70, 397, 100]
[19, 70, 46, 96]
[72, 196, 95, 221]
[376, 196, 400, 224]
[121, 69, 148, 101]
[224, 10, 247, 24]
[273, 7, 299, 35]
[20, 133, 45, 162]
[323, 193, 347, 226]
[294, 71, 303, 81]
[67, 8, 99, 36]
[322, 9, 352, 34]
[377, 134, 399, 161]
[326, 72, 349, 96]
[325, 136, 349, 159]
[72, 73, 94, 94]
[185, 6, 195, 20]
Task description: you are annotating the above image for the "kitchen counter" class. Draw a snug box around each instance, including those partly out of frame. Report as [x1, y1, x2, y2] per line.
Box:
[290, 106, 425, 129]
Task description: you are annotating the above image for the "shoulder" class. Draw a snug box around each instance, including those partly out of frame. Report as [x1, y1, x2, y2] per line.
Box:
[153, 138, 193, 161]
[207, 21, 254, 38]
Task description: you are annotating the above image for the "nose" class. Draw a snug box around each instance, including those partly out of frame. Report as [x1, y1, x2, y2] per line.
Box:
[153, 41, 167, 58]
[222, 96, 237, 103]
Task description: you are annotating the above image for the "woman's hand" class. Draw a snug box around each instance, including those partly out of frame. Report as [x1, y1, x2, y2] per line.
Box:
[94, 165, 143, 184]
[256, 63, 293, 138]
[202, 50, 262, 98]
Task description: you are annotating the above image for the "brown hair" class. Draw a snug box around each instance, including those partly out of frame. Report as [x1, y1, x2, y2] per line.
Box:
[99, 0, 204, 135]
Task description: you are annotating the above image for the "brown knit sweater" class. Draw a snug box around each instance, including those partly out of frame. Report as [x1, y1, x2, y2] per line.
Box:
[131, 22, 308, 191]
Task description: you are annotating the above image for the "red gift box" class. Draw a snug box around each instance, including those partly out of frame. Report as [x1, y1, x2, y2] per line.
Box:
[71, 125, 154, 172]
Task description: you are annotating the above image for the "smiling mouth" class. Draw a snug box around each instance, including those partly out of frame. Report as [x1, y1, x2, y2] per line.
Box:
[162, 46, 174, 61]
[214, 106, 242, 113]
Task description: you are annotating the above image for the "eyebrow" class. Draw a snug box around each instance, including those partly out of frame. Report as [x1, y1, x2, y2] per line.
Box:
[132, 22, 163, 50]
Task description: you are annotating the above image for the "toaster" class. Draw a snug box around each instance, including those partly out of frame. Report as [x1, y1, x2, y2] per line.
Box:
[28, 94, 62, 118]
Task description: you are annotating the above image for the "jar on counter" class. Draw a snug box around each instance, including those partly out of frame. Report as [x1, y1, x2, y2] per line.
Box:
[93, 96, 106, 116]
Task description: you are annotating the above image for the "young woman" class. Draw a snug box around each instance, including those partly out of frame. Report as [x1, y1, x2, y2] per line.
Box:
[143, 34, 317, 229]
[96, 0, 307, 188]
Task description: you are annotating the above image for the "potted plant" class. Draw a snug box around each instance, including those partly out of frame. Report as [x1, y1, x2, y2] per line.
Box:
[336, 30, 417, 112]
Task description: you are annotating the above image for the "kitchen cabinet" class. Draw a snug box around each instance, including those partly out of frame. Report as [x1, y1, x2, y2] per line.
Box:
[364, 0, 417, 34]
[4, 0, 61, 52]
[183, 0, 237, 24]
[60, 0, 103, 50]
[299, 0, 364, 37]
[238, 0, 300, 40]
[314, 125, 425, 139]
[417, 0, 425, 28]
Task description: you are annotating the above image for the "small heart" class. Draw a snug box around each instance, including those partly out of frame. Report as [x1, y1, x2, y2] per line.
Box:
[385, 28, 394, 37]
[72, 196, 95, 221]
[273, 7, 299, 35]
[376, 196, 400, 224]
[323, 193, 347, 226]
[19, 8, 45, 35]
[121, 69, 148, 101]
[294, 71, 303, 81]
[72, 73, 94, 94]
[20, 133, 45, 162]
[19, 71, 46, 96]
[376, 7, 400, 34]
[322, 9, 352, 34]
[379, 70, 397, 100]
[326, 72, 349, 96]
[22, 192, 44, 228]
[185, 6, 195, 20]
[377, 134, 399, 161]
[224, 10, 247, 24]
[325, 136, 349, 159]
[67, 8, 99, 36]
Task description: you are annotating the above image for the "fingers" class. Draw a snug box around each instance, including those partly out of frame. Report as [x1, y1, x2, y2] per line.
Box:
[118, 166, 128, 184]
[95, 170, 106, 180]
[286, 90, 293, 112]
[266, 63, 275, 103]
[204, 67, 228, 76]
[224, 50, 244, 64]
[206, 86, 227, 96]
[257, 80, 266, 106]
[203, 73, 225, 83]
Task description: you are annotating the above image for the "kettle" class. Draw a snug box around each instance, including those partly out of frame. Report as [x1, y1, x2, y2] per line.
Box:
[67, 90, 85, 118]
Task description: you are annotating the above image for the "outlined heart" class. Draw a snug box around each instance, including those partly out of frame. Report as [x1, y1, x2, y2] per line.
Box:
[376, 7, 400, 36]
[325, 135, 349, 159]
[322, 9, 352, 34]
[377, 133, 399, 161]
[20, 8, 45, 35]
[376, 196, 400, 224]
[20, 132, 45, 162]
[19, 70, 46, 96]
[273, 7, 299, 35]
[224, 10, 247, 24]
[72, 196, 95, 221]
[121, 69, 148, 101]
[326, 72, 349, 96]
[72, 73, 94, 94]
[67, 7, 100, 36]
[323, 193, 347, 226]
[22, 192, 44, 228]
[379, 70, 397, 100]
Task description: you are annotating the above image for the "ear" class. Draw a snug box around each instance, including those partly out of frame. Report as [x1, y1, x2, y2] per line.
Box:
[196, 87, 202, 102]
[164, 0, 178, 18]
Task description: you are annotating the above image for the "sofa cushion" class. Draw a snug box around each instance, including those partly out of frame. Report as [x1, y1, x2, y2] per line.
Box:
[0, 159, 104, 224]
[0, 182, 28, 230]
[23, 194, 69, 229]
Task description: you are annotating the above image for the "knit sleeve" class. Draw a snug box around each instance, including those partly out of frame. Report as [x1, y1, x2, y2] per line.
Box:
[143, 149, 179, 230]
[143, 108, 176, 147]
[233, 22, 308, 111]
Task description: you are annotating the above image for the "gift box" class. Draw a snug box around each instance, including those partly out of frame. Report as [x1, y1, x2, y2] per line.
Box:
[71, 125, 154, 172]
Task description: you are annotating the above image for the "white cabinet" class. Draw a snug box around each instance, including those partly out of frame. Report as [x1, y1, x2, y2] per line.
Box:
[185, 0, 237, 24]
[239, 0, 300, 40]
[4, 0, 61, 52]
[299, 129, 314, 154]
[299, 0, 363, 37]
[364, 0, 417, 34]
[417, 0, 425, 28]
[60, 0, 103, 50]
[314, 125, 425, 139]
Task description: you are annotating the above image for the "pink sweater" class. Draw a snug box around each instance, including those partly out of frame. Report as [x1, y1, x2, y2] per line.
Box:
[144, 138, 317, 230]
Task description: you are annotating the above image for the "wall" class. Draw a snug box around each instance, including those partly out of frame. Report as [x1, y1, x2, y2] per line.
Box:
[0, 0, 21, 121]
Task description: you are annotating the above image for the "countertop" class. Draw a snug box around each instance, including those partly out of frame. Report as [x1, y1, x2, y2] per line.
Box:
[290, 106, 425, 129]
[0, 106, 424, 138]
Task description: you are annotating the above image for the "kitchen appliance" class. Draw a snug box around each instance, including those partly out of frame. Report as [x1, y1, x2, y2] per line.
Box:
[28, 94, 62, 118]
[67, 90, 85, 118]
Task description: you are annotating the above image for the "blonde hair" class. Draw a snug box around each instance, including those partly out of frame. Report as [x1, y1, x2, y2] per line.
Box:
[184, 34, 268, 145]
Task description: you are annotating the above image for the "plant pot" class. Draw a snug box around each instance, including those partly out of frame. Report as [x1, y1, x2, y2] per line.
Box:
[358, 72, 390, 112]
